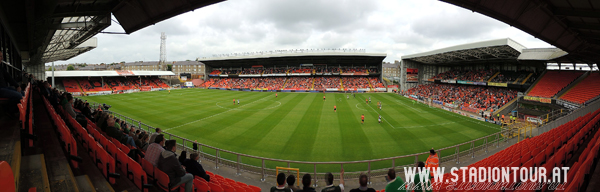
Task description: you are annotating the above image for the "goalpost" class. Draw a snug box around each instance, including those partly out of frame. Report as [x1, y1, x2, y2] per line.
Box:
[276, 167, 300, 187]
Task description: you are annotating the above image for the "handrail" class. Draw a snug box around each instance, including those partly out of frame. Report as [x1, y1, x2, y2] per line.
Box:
[1, 60, 21, 71]
[85, 100, 512, 184]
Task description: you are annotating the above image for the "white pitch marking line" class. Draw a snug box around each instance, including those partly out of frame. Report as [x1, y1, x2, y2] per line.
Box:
[215, 101, 281, 110]
[355, 103, 368, 111]
[164, 94, 272, 131]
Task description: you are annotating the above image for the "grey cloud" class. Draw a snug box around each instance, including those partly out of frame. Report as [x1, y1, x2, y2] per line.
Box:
[411, 11, 506, 40]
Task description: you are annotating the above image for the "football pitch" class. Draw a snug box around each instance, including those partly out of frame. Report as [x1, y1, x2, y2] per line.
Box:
[79, 88, 500, 172]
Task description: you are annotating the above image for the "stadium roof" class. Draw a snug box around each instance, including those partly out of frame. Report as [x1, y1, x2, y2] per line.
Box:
[401, 38, 525, 65]
[2, 0, 223, 68]
[518, 48, 568, 61]
[441, 0, 600, 64]
[199, 52, 387, 68]
[45, 70, 175, 78]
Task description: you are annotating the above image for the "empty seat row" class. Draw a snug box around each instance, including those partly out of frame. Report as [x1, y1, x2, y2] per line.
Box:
[527, 71, 583, 98]
[437, 108, 600, 192]
[16, 83, 34, 147]
[560, 73, 600, 104]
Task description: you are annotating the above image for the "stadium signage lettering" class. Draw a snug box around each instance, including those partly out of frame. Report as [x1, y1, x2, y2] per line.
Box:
[488, 82, 508, 87]
[457, 80, 474, 85]
[473, 81, 487, 86]
[524, 96, 552, 104]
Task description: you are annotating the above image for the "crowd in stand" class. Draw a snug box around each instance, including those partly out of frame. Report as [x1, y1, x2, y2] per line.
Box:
[263, 68, 287, 74]
[314, 77, 341, 90]
[433, 69, 539, 84]
[407, 83, 517, 111]
[35, 77, 210, 192]
[240, 68, 263, 74]
[203, 76, 387, 90]
[315, 66, 340, 73]
[258, 77, 286, 90]
[490, 70, 538, 84]
[433, 69, 495, 82]
[210, 66, 378, 76]
[369, 77, 385, 88]
[342, 77, 369, 89]
[288, 67, 312, 73]
[285, 77, 312, 89]
[60, 77, 168, 94]
[342, 67, 367, 73]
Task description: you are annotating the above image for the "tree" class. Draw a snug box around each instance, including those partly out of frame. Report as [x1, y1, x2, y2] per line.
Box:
[167, 64, 173, 71]
[67, 65, 75, 70]
[46, 67, 55, 71]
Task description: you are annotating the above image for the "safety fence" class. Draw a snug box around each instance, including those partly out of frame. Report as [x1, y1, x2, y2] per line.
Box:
[96, 108, 512, 185]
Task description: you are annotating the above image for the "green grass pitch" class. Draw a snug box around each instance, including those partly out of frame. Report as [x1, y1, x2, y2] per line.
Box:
[79, 88, 500, 172]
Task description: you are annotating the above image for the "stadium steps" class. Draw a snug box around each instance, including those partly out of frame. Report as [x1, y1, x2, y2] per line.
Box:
[512, 77, 521, 84]
[282, 78, 289, 89]
[367, 77, 373, 90]
[520, 72, 533, 84]
[30, 92, 82, 191]
[487, 71, 500, 82]
[18, 154, 51, 192]
[554, 71, 589, 99]
[492, 97, 518, 117]
[0, 114, 23, 189]
[586, 156, 600, 192]
[311, 77, 315, 90]
[524, 70, 547, 95]
[75, 80, 87, 95]
[339, 77, 344, 90]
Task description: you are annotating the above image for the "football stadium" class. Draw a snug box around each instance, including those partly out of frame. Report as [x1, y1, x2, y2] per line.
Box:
[1, 1, 600, 192]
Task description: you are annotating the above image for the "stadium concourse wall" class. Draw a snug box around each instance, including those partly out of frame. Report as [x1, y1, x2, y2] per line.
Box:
[87, 100, 512, 185]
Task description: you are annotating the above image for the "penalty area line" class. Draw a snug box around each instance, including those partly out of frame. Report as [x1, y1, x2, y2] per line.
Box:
[164, 94, 272, 131]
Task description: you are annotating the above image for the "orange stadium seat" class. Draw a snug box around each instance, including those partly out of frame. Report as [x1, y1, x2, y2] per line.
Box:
[528, 71, 583, 98]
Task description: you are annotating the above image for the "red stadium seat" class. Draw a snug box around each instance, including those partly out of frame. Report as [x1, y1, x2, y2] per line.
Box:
[129, 158, 153, 192]
[140, 158, 155, 181]
[209, 182, 225, 192]
[194, 179, 210, 192]
[155, 168, 184, 192]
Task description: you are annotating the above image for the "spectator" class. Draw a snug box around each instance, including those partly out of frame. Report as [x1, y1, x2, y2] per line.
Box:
[321, 169, 344, 192]
[158, 140, 193, 192]
[149, 127, 162, 143]
[271, 173, 291, 192]
[192, 140, 198, 151]
[182, 153, 210, 182]
[179, 151, 187, 165]
[105, 117, 138, 148]
[144, 134, 165, 166]
[300, 174, 316, 192]
[384, 169, 405, 192]
[63, 93, 76, 118]
[0, 53, 23, 113]
[349, 174, 375, 192]
[287, 175, 300, 192]
[81, 102, 93, 120]
[406, 162, 431, 192]
[135, 132, 146, 150]
[425, 148, 439, 177]
[138, 133, 150, 151]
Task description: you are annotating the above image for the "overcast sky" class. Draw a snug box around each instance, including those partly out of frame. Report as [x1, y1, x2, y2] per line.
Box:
[52, 0, 554, 65]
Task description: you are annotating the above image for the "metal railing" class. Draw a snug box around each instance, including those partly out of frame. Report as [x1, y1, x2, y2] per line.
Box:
[98, 108, 509, 185]
[536, 97, 600, 136]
